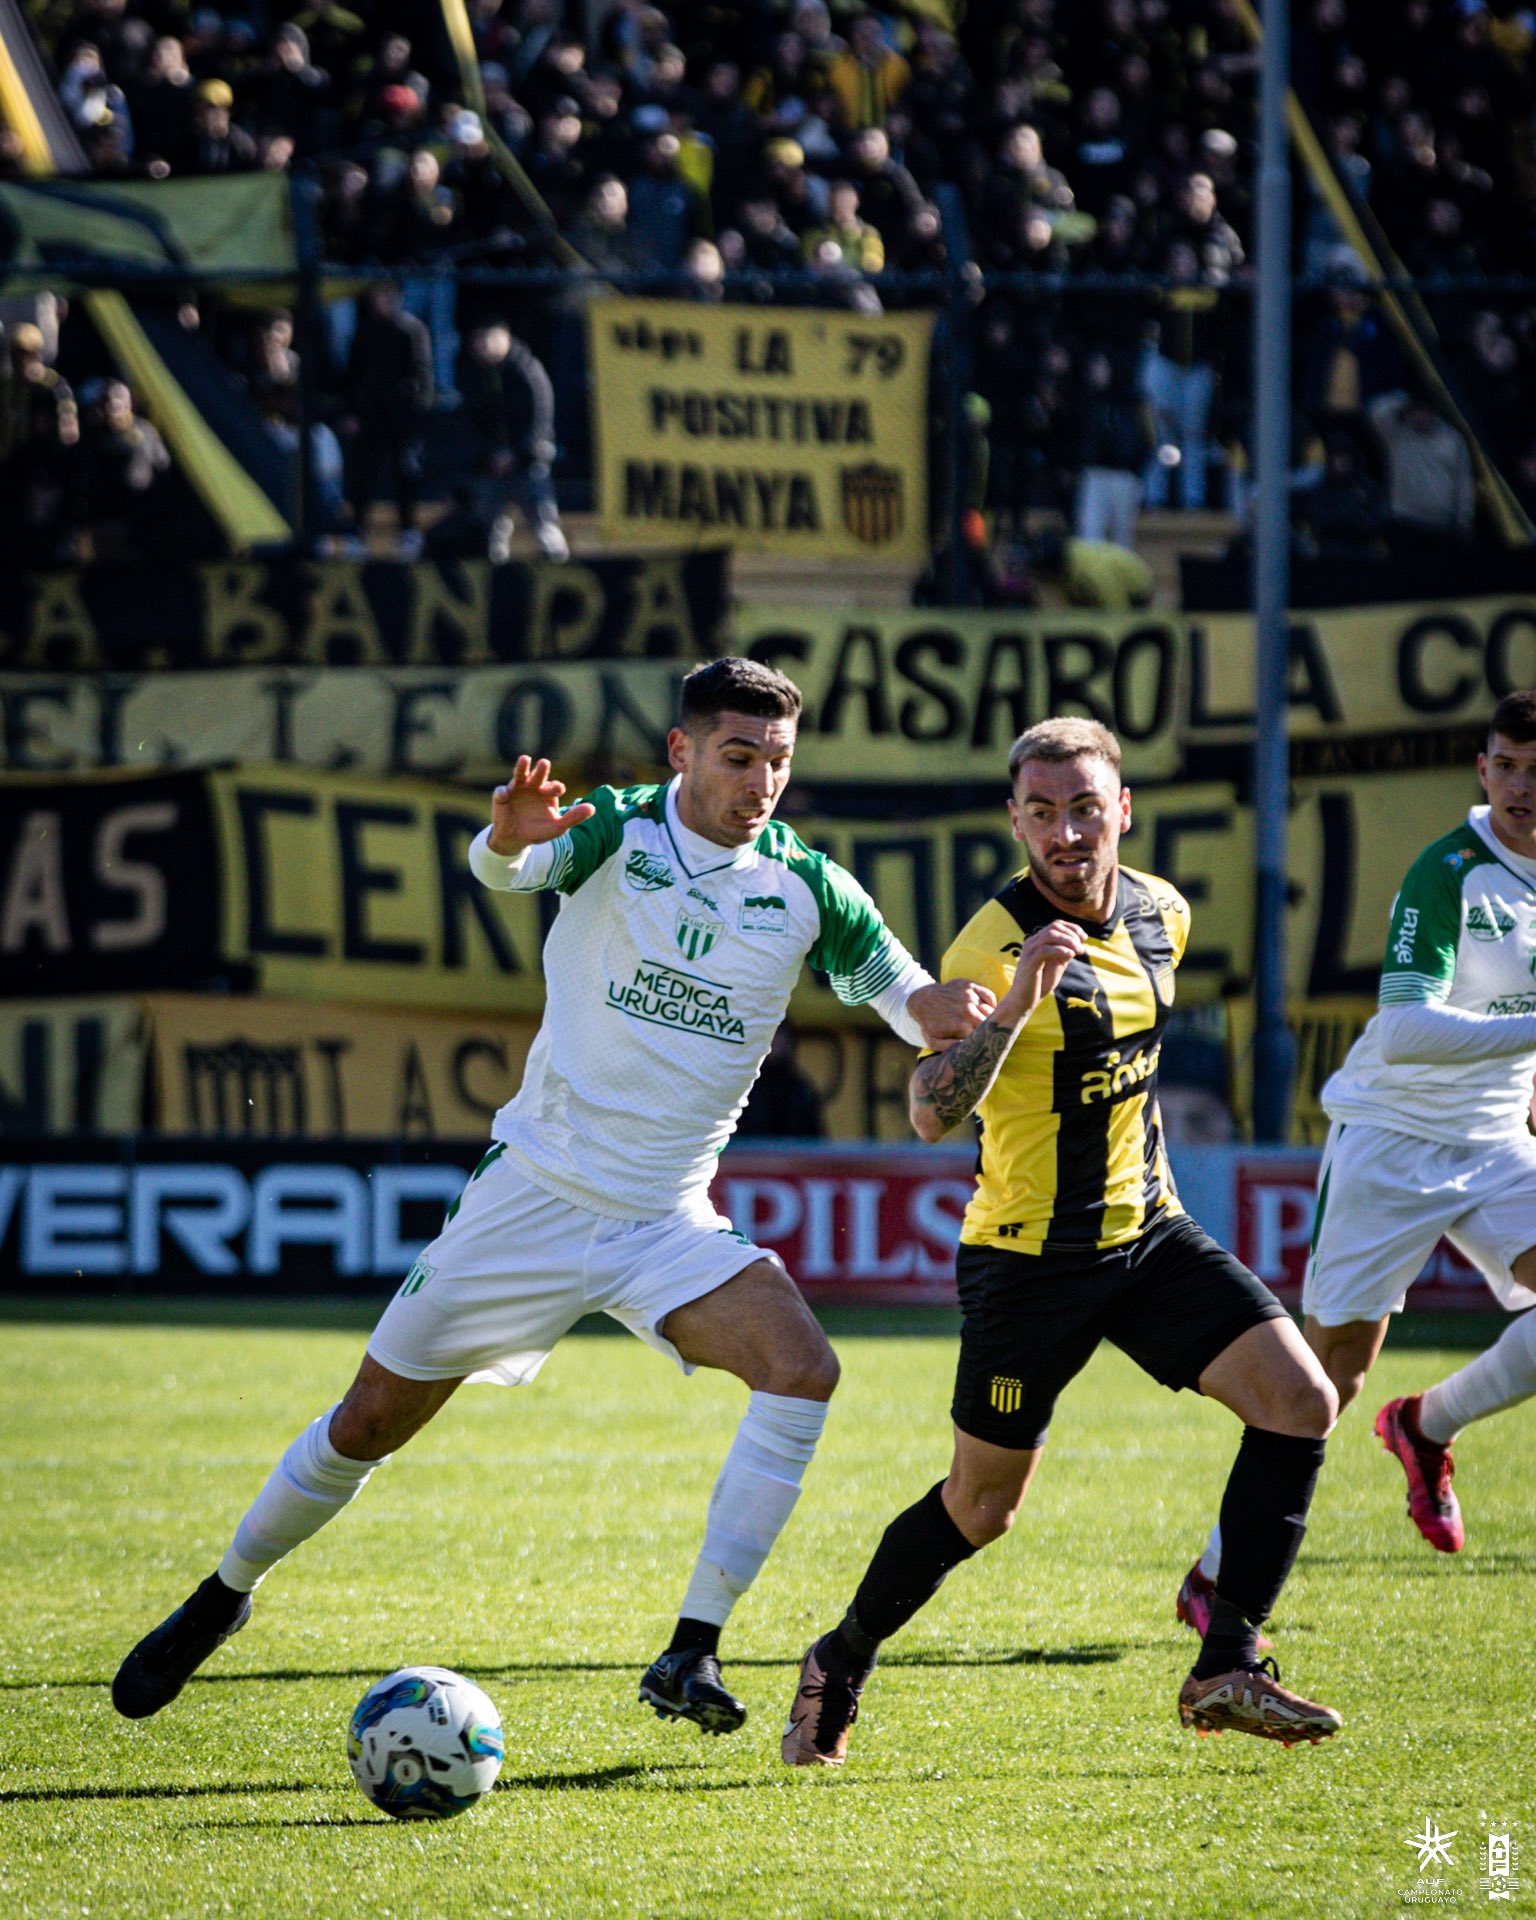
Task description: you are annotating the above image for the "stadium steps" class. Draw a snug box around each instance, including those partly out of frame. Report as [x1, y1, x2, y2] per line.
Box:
[356, 504, 1230, 613]
[1135, 510, 1237, 608]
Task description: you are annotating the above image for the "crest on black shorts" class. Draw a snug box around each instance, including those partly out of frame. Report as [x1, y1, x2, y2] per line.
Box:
[989, 1375, 1022, 1415]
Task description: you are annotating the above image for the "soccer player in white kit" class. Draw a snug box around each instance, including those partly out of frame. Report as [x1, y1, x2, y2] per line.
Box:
[1178, 690, 1536, 1634]
[112, 658, 991, 1734]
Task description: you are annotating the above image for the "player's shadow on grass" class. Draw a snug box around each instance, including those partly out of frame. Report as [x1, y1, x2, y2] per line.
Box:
[0, 1780, 316, 1804]
[883, 1642, 1127, 1668]
[192, 1814, 380, 1830]
[11, 1646, 1132, 1695]
[494, 1762, 695, 1793]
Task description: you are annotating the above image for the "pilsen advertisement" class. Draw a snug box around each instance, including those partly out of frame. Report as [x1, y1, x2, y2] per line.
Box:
[588, 301, 933, 561]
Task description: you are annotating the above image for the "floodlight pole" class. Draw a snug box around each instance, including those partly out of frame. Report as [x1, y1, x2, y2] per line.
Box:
[1251, 0, 1295, 1142]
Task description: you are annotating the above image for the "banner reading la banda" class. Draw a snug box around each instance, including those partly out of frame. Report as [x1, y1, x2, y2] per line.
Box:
[589, 300, 932, 561]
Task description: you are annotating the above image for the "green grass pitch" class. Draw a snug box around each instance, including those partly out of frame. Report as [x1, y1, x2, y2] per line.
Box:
[0, 1301, 1528, 1920]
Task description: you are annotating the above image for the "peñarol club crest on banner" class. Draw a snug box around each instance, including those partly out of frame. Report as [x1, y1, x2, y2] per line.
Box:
[676, 908, 725, 961]
[841, 463, 904, 546]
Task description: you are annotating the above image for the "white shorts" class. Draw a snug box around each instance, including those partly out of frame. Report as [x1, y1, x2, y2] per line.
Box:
[367, 1144, 780, 1387]
[1303, 1120, 1536, 1326]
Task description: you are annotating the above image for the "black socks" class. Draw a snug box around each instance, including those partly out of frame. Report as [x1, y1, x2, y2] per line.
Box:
[1192, 1427, 1326, 1679]
[822, 1481, 979, 1679]
[187, 1573, 247, 1631]
[667, 1617, 721, 1659]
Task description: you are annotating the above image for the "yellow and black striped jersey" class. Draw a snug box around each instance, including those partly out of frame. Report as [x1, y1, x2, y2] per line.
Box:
[939, 864, 1191, 1255]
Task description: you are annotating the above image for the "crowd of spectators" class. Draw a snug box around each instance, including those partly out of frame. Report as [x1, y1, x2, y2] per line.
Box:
[4, 0, 1536, 567]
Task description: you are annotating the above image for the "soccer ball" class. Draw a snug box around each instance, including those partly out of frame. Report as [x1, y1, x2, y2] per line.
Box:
[347, 1666, 504, 1820]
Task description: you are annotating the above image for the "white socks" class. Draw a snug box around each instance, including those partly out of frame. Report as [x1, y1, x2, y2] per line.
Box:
[218, 1408, 387, 1593]
[1418, 1311, 1536, 1445]
[678, 1392, 828, 1627]
[1197, 1523, 1222, 1581]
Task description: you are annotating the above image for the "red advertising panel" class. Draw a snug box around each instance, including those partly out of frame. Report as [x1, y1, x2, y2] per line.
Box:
[709, 1147, 975, 1306]
[1234, 1154, 1489, 1309]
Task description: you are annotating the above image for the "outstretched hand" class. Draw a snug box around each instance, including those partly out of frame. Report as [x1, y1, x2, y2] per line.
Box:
[489, 756, 596, 854]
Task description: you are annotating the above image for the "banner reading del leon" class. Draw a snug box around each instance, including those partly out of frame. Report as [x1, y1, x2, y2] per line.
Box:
[589, 299, 933, 563]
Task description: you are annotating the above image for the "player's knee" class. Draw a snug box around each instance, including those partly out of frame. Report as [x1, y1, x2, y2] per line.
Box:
[945, 1481, 1019, 1547]
[954, 1497, 1015, 1548]
[772, 1340, 840, 1402]
[1285, 1374, 1338, 1439]
[329, 1401, 396, 1460]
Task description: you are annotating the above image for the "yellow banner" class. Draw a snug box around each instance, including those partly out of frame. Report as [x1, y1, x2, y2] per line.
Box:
[738, 595, 1536, 777]
[146, 993, 537, 1139]
[1190, 597, 1536, 752]
[0, 997, 146, 1133]
[6, 593, 1529, 784]
[143, 993, 924, 1143]
[590, 301, 932, 560]
[208, 766, 551, 1015]
[193, 760, 1477, 1018]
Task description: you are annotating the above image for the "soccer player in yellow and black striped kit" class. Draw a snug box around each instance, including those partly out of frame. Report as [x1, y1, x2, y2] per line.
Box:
[783, 718, 1344, 1764]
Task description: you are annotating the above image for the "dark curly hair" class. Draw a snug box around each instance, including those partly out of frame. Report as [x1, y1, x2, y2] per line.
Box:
[678, 656, 803, 733]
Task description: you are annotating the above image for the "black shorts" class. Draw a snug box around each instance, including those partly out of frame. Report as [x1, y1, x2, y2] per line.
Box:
[951, 1209, 1286, 1450]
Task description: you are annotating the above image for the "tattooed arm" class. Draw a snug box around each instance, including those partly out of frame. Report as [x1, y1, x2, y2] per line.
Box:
[909, 920, 1087, 1142]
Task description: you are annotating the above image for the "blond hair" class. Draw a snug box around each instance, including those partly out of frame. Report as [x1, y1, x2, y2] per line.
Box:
[1007, 717, 1122, 786]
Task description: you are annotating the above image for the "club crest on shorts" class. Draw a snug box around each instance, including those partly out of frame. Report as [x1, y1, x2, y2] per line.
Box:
[676, 907, 725, 961]
[400, 1258, 434, 1297]
[989, 1375, 1023, 1415]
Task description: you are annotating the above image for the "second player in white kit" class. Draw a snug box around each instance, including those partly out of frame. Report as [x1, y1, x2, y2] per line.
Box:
[1179, 692, 1536, 1632]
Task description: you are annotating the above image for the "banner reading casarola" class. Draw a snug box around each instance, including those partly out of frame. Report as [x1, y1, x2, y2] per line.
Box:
[588, 300, 933, 562]
[0, 760, 1485, 1019]
[4, 593, 1531, 781]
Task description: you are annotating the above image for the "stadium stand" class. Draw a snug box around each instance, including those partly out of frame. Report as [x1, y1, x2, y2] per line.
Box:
[3, 0, 1535, 573]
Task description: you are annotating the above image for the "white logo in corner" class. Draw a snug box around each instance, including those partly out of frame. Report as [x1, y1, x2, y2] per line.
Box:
[1406, 1820, 1458, 1873]
[1479, 1821, 1520, 1902]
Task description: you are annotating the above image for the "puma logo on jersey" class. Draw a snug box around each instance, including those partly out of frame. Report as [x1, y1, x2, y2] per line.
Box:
[1064, 991, 1105, 1017]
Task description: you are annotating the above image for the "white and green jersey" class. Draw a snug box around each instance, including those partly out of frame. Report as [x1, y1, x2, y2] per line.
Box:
[1323, 805, 1536, 1144]
[470, 779, 927, 1216]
